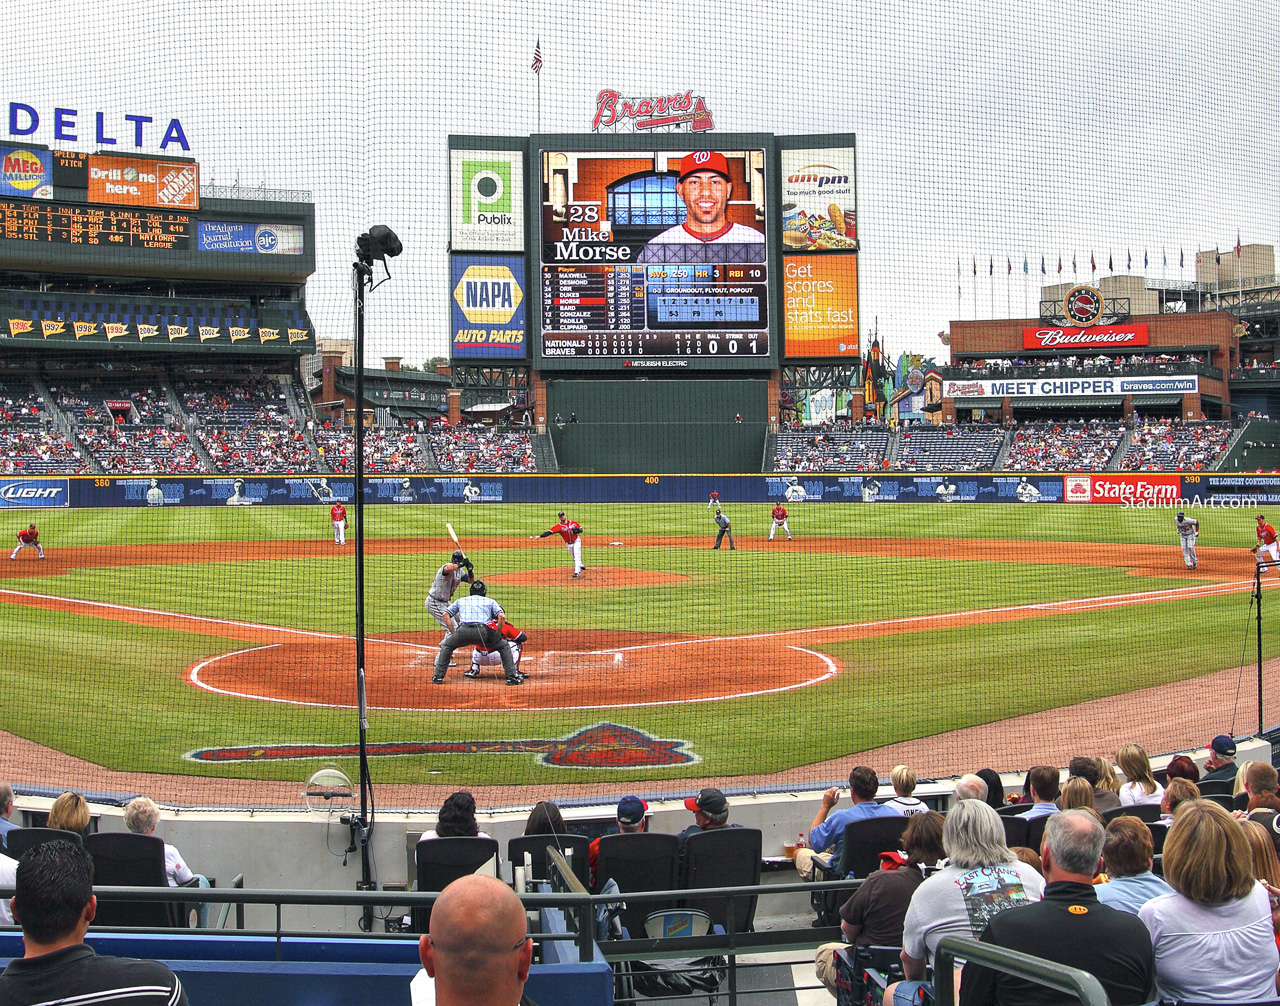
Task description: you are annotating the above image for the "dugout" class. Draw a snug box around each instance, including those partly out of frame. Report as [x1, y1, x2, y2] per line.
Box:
[545, 378, 767, 473]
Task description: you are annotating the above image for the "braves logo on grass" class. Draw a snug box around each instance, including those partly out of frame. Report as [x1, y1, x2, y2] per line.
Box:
[185, 722, 697, 769]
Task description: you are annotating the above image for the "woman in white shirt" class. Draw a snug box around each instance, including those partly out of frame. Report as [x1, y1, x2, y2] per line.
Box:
[1117, 743, 1165, 807]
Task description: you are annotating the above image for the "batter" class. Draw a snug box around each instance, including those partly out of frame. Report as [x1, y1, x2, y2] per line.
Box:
[769, 503, 793, 541]
[1174, 510, 1198, 569]
[532, 511, 586, 577]
[425, 549, 474, 635]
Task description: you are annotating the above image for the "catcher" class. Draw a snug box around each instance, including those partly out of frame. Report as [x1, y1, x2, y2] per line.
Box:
[466, 620, 528, 681]
[1256, 514, 1279, 573]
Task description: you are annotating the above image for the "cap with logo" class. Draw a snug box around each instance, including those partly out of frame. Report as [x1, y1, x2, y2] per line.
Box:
[1210, 734, 1237, 757]
[616, 795, 647, 825]
[678, 151, 731, 182]
[684, 787, 728, 815]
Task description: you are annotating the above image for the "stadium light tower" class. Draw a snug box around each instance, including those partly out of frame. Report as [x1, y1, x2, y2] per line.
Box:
[350, 225, 401, 929]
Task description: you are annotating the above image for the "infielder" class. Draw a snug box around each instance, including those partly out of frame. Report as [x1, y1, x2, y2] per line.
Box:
[706, 491, 720, 509]
[1256, 514, 1279, 574]
[1175, 510, 1199, 569]
[769, 503, 792, 541]
[330, 502, 347, 545]
[425, 550, 474, 635]
[467, 620, 528, 680]
[10, 523, 44, 560]
[433, 580, 523, 686]
[712, 507, 735, 550]
[532, 511, 586, 577]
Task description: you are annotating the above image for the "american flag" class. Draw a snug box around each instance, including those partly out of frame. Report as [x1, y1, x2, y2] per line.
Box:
[531, 40, 543, 75]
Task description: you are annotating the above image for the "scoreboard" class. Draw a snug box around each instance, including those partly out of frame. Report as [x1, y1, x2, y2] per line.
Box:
[0, 199, 191, 250]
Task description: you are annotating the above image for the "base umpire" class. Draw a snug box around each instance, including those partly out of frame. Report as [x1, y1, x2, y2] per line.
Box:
[433, 581, 524, 686]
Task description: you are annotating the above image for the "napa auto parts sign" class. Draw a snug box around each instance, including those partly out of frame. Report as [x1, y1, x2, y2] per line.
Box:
[1063, 474, 1181, 504]
[591, 90, 714, 132]
[1023, 325, 1148, 350]
[942, 375, 1197, 399]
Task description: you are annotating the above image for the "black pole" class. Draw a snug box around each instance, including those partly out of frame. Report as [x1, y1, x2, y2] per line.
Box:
[1258, 560, 1265, 737]
[352, 254, 374, 930]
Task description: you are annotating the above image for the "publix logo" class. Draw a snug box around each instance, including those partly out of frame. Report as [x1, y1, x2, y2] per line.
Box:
[1, 148, 49, 194]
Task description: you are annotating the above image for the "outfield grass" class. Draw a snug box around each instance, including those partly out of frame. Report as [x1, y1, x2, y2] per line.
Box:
[0, 501, 1266, 792]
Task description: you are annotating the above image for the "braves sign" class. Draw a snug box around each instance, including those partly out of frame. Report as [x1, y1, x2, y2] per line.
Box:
[592, 89, 714, 132]
[1023, 325, 1149, 350]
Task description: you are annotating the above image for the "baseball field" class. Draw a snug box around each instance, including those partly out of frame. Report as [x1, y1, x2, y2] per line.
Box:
[0, 500, 1276, 808]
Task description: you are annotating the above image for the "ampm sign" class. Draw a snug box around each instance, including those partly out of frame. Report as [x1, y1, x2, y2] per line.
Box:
[0, 478, 68, 508]
[451, 256, 526, 359]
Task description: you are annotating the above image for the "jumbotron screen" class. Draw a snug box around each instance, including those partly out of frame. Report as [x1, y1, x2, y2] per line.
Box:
[536, 146, 772, 368]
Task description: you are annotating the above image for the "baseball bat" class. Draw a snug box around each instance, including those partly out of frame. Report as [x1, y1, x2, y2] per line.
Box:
[445, 522, 462, 552]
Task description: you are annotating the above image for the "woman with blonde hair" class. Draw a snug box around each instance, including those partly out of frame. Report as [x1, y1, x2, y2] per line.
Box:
[1058, 776, 1096, 812]
[885, 765, 928, 816]
[1095, 757, 1123, 793]
[1116, 744, 1164, 807]
[46, 791, 89, 835]
[1159, 778, 1200, 823]
[1242, 819, 1280, 892]
[1235, 760, 1257, 801]
[1139, 800, 1279, 1002]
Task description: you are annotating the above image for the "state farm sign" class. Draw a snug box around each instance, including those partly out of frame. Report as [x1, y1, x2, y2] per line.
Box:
[1023, 325, 1148, 350]
[1063, 474, 1180, 503]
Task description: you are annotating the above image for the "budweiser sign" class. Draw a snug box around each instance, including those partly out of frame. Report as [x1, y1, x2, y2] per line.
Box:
[592, 89, 714, 132]
[1022, 324, 1149, 350]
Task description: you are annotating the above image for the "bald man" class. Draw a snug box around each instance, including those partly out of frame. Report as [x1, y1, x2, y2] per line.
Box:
[419, 874, 535, 1006]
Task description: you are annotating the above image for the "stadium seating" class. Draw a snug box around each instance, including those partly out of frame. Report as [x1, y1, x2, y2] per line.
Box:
[176, 376, 291, 425]
[77, 425, 202, 475]
[428, 423, 537, 473]
[1120, 420, 1233, 471]
[313, 427, 428, 474]
[774, 425, 890, 471]
[1004, 420, 1123, 471]
[896, 425, 1004, 471]
[198, 426, 315, 474]
[0, 379, 90, 473]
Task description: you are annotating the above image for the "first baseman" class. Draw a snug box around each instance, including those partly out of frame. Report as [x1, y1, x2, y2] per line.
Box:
[769, 503, 792, 541]
[712, 507, 735, 550]
[330, 502, 347, 545]
[433, 580, 523, 686]
[425, 549, 474, 635]
[1174, 510, 1199, 569]
[532, 511, 586, 577]
[1256, 514, 1278, 574]
[10, 523, 44, 560]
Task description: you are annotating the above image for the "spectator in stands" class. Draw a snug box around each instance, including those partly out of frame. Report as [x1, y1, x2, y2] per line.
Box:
[677, 788, 741, 851]
[419, 792, 492, 843]
[46, 792, 88, 838]
[1010, 847, 1043, 876]
[1160, 778, 1200, 823]
[1242, 820, 1280, 899]
[960, 811, 1154, 1006]
[1096, 816, 1173, 914]
[1069, 755, 1120, 813]
[974, 768, 1004, 808]
[1017, 765, 1061, 819]
[123, 797, 211, 927]
[1095, 757, 1123, 798]
[1057, 776, 1096, 813]
[813, 811, 945, 994]
[1200, 733, 1238, 783]
[1238, 763, 1280, 813]
[0, 783, 20, 851]
[523, 801, 566, 835]
[588, 795, 647, 887]
[0, 841, 188, 1004]
[797, 766, 900, 881]
[885, 800, 1045, 1006]
[1116, 744, 1164, 807]
[1164, 753, 1200, 784]
[1139, 801, 1279, 1002]
[884, 765, 928, 816]
[953, 774, 988, 803]
[419, 874, 533, 1006]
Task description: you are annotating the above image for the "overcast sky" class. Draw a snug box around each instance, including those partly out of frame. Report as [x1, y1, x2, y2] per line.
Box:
[1, 0, 1274, 365]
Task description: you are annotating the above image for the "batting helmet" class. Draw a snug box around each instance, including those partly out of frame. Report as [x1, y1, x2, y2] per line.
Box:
[469, 579, 487, 596]
[1177, 511, 1185, 520]
[451, 550, 466, 564]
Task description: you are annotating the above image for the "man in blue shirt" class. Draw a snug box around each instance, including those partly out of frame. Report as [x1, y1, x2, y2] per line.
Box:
[797, 766, 900, 880]
[1017, 765, 1062, 820]
[432, 581, 523, 686]
[0, 783, 21, 852]
[1095, 816, 1173, 915]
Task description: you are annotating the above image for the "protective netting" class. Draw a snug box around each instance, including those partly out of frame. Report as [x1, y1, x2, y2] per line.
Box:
[0, 0, 1273, 811]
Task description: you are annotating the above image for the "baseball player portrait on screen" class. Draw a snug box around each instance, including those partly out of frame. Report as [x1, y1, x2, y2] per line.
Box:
[637, 152, 765, 264]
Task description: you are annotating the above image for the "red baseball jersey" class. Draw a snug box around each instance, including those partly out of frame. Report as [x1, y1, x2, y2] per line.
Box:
[330, 504, 346, 523]
[1259, 521, 1277, 546]
[708, 491, 719, 499]
[475, 620, 524, 654]
[772, 505, 788, 520]
[549, 520, 582, 543]
[16, 527, 37, 544]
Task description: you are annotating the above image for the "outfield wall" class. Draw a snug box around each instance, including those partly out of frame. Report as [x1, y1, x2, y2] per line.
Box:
[5, 471, 1280, 508]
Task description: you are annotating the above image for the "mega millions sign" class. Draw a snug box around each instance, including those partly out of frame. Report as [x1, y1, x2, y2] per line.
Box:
[943, 375, 1198, 399]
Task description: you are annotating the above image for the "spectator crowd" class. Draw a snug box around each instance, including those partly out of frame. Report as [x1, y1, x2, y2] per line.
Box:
[428, 423, 537, 473]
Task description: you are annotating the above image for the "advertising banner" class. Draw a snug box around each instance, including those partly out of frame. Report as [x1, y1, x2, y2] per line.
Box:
[779, 147, 858, 252]
[450, 149, 524, 252]
[86, 155, 199, 210]
[782, 254, 858, 358]
[52, 150, 87, 188]
[1062, 474, 1182, 504]
[197, 222, 304, 255]
[0, 146, 51, 199]
[0, 477, 68, 508]
[1023, 324, 1149, 350]
[451, 255, 526, 359]
[942, 376, 1198, 399]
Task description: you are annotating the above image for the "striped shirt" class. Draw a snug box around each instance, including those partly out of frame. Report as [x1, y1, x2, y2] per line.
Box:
[0, 944, 187, 1005]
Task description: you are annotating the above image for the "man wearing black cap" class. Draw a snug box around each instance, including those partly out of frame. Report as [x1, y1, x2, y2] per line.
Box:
[677, 787, 742, 852]
[1201, 734, 1238, 783]
[638, 151, 765, 264]
[589, 795, 647, 887]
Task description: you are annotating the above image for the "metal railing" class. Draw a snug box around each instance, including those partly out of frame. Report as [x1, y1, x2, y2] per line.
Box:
[933, 936, 1112, 1006]
[200, 184, 313, 203]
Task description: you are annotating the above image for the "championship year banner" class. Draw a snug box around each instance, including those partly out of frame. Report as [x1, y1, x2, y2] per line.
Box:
[450, 255, 526, 359]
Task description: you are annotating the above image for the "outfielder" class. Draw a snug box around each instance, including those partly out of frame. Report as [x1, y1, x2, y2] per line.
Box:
[1174, 510, 1199, 569]
[1256, 514, 1278, 574]
[330, 502, 347, 545]
[425, 550, 474, 635]
[467, 620, 528, 680]
[433, 580, 523, 686]
[9, 524, 43, 560]
[712, 507, 735, 550]
[532, 511, 586, 577]
[769, 503, 793, 541]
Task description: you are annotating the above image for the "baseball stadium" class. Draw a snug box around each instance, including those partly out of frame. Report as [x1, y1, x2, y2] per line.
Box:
[0, 3, 1277, 1002]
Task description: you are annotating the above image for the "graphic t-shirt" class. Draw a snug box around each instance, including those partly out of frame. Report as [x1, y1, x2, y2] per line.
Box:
[901, 861, 1045, 964]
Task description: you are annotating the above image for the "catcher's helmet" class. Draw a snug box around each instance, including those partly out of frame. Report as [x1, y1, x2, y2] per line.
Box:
[470, 579, 487, 596]
[451, 549, 466, 564]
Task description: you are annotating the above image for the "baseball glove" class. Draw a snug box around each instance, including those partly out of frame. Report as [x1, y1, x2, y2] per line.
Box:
[1252, 546, 1260, 554]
